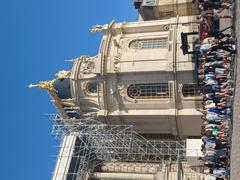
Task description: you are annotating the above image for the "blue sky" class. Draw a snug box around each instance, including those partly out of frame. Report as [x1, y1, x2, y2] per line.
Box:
[0, 1, 136, 179]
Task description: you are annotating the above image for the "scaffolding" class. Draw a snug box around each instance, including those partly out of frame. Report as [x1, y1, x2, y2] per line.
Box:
[50, 114, 203, 180]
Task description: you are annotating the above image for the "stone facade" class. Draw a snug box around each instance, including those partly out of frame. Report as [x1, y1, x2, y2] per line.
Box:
[69, 16, 201, 139]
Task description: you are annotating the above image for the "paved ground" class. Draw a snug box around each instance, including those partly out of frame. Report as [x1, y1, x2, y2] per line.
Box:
[230, 0, 240, 179]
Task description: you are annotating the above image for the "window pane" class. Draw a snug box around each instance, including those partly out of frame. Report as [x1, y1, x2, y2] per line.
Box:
[129, 38, 168, 50]
[182, 84, 201, 97]
[127, 83, 171, 99]
[87, 82, 98, 93]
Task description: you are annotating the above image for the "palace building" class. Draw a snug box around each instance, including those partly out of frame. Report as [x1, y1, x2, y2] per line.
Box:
[37, 1, 206, 180]
[69, 17, 201, 139]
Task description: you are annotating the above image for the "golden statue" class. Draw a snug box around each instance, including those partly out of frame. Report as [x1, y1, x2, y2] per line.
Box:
[28, 80, 54, 91]
[38, 80, 55, 91]
[55, 70, 70, 80]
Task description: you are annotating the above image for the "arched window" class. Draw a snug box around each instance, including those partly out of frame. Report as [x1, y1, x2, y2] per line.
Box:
[129, 38, 168, 50]
[182, 84, 201, 97]
[127, 83, 171, 99]
[87, 82, 98, 93]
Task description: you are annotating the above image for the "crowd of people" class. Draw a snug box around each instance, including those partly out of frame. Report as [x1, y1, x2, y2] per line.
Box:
[193, 0, 235, 179]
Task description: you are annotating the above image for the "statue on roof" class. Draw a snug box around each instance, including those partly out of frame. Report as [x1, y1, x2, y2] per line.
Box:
[38, 81, 55, 91]
[55, 70, 70, 80]
[28, 80, 55, 91]
[90, 24, 103, 33]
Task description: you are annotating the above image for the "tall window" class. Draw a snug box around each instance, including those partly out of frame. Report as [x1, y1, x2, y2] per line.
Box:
[129, 38, 168, 50]
[182, 84, 201, 97]
[127, 83, 171, 99]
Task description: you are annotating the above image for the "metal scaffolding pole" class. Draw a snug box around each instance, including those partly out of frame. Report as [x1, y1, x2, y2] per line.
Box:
[49, 114, 203, 180]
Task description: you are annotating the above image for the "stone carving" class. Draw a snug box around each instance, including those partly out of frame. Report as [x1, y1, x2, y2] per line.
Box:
[113, 53, 121, 72]
[117, 84, 126, 98]
[82, 61, 95, 74]
[81, 56, 97, 74]
[90, 24, 103, 33]
[119, 39, 132, 52]
[163, 25, 169, 31]
[113, 38, 121, 48]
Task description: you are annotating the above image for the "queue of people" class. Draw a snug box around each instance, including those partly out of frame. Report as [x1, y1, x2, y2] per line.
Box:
[193, 0, 235, 179]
